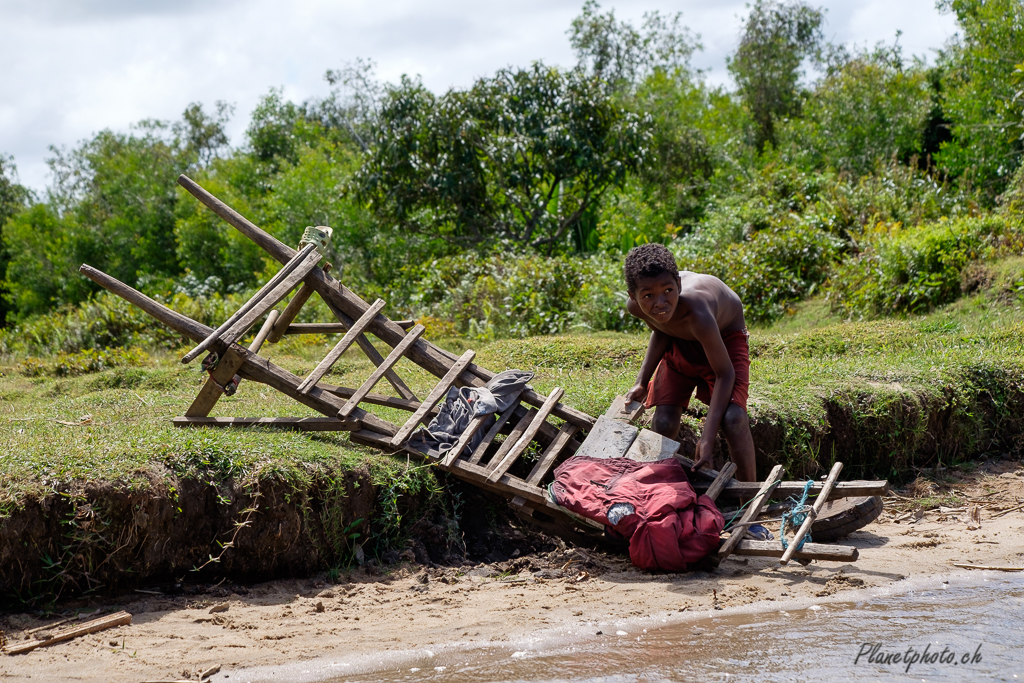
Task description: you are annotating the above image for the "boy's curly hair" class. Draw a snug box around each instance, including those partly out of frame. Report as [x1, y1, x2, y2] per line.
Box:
[624, 243, 678, 293]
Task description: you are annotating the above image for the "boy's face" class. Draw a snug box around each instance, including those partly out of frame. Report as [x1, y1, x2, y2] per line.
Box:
[630, 271, 680, 322]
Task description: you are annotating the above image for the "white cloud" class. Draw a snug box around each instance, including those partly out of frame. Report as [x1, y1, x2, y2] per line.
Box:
[0, 0, 958, 193]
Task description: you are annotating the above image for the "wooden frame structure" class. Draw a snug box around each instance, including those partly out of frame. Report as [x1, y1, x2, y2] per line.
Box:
[79, 174, 887, 567]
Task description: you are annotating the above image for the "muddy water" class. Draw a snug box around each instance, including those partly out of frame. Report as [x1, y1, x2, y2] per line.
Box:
[241, 574, 1024, 683]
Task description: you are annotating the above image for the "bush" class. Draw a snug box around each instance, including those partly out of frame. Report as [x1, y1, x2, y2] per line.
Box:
[827, 216, 1018, 316]
[676, 220, 844, 323]
[0, 289, 246, 357]
[396, 251, 644, 341]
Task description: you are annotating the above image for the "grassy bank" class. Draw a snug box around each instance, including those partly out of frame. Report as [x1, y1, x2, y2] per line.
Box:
[1, 256, 1022, 603]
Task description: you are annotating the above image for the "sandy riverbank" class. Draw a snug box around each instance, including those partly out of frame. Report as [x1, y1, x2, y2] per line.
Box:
[2, 458, 1022, 683]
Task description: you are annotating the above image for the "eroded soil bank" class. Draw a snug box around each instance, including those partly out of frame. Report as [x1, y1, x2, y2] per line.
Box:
[1, 458, 1022, 682]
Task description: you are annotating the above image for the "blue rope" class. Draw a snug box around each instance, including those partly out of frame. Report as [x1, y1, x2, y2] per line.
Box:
[780, 480, 815, 551]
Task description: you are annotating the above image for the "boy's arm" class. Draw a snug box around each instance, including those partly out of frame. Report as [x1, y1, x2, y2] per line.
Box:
[625, 329, 672, 404]
[691, 316, 736, 471]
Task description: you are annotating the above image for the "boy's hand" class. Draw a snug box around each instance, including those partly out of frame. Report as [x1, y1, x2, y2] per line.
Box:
[692, 436, 714, 471]
[625, 382, 647, 404]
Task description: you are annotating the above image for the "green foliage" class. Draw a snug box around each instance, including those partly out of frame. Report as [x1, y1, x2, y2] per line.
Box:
[353, 64, 649, 252]
[2, 204, 87, 318]
[727, 0, 825, 150]
[936, 0, 1024, 195]
[568, 0, 699, 91]
[681, 219, 843, 323]
[782, 45, 933, 175]
[400, 251, 641, 340]
[828, 216, 1016, 316]
[0, 155, 32, 326]
[0, 289, 244, 357]
[3, 103, 233, 321]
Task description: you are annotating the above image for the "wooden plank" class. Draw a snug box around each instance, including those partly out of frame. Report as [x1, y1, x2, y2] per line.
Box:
[525, 422, 579, 485]
[297, 298, 386, 394]
[780, 462, 844, 565]
[318, 383, 422, 412]
[6, 611, 132, 655]
[445, 391, 525, 469]
[266, 282, 315, 344]
[718, 464, 785, 562]
[576, 415, 638, 460]
[181, 243, 319, 363]
[467, 400, 521, 465]
[390, 349, 476, 447]
[439, 414, 491, 469]
[605, 395, 645, 422]
[694, 480, 889, 499]
[172, 416, 360, 431]
[732, 540, 858, 563]
[282, 320, 415, 334]
[488, 387, 565, 483]
[184, 347, 247, 417]
[338, 325, 425, 418]
[320, 298, 418, 402]
[484, 409, 536, 471]
[705, 462, 738, 502]
[624, 429, 680, 462]
[218, 250, 322, 346]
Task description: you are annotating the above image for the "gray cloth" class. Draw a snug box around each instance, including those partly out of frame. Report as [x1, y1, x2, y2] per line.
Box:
[409, 369, 534, 459]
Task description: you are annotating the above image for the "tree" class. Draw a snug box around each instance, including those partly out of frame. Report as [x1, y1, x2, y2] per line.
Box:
[727, 0, 825, 151]
[783, 44, 933, 176]
[353, 64, 649, 254]
[0, 155, 32, 325]
[568, 0, 700, 93]
[936, 0, 1024, 196]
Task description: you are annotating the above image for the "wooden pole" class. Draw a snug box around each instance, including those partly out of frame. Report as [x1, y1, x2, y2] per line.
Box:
[780, 462, 844, 565]
[705, 462, 738, 502]
[6, 611, 132, 655]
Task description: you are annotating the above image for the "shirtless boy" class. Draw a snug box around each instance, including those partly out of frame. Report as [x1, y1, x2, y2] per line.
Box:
[623, 243, 757, 487]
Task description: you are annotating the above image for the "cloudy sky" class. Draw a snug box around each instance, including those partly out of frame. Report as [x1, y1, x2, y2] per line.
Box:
[1, 0, 958, 194]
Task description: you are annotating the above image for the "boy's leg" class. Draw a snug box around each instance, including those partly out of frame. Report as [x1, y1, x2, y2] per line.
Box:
[650, 403, 685, 440]
[721, 402, 756, 482]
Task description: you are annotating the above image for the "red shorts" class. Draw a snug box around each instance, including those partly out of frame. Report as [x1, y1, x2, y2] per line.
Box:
[644, 329, 750, 412]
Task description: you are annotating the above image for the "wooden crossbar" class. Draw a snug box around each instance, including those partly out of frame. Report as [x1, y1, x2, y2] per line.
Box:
[266, 282, 316, 344]
[173, 416, 359, 431]
[321, 297, 418, 402]
[487, 387, 564, 483]
[338, 325, 425, 418]
[704, 462, 738, 502]
[718, 465, 785, 562]
[182, 243, 319, 363]
[484, 408, 536, 471]
[297, 298, 386, 394]
[780, 462, 844, 565]
[390, 349, 476, 447]
[524, 421, 579, 485]
[467, 399, 520, 465]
